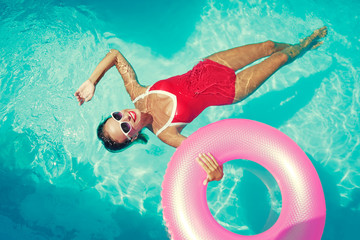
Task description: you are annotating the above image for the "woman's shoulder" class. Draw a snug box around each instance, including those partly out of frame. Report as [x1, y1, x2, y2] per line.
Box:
[131, 85, 151, 102]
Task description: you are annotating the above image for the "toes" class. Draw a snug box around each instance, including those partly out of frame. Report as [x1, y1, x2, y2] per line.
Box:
[311, 41, 324, 50]
[318, 26, 328, 38]
[319, 26, 327, 31]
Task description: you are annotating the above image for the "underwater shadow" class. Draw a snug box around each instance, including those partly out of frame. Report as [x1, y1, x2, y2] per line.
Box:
[307, 154, 360, 240]
[0, 113, 169, 240]
[0, 168, 169, 240]
[233, 65, 333, 128]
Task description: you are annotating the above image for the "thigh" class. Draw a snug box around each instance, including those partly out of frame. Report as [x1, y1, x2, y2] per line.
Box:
[206, 41, 273, 71]
[233, 52, 288, 103]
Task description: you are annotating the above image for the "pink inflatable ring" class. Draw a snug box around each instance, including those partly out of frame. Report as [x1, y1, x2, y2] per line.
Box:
[161, 119, 326, 240]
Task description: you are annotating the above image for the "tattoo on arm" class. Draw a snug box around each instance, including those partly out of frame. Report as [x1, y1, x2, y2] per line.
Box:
[111, 50, 144, 99]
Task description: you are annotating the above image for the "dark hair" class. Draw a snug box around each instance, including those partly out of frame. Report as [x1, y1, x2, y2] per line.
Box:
[97, 117, 148, 152]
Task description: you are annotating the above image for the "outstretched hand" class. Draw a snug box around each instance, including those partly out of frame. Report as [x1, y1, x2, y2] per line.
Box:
[196, 153, 224, 185]
[74, 80, 95, 106]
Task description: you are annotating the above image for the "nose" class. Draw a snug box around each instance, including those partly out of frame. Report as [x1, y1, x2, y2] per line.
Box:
[124, 112, 132, 122]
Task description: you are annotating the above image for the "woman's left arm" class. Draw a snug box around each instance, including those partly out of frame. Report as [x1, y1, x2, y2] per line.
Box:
[159, 131, 187, 148]
[159, 131, 224, 184]
[160, 132, 224, 183]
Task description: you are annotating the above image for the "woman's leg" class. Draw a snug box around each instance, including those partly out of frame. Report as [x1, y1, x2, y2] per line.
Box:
[232, 26, 328, 103]
[206, 40, 291, 71]
[232, 52, 288, 103]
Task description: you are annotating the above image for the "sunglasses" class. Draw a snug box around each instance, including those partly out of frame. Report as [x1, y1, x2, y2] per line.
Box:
[111, 111, 133, 140]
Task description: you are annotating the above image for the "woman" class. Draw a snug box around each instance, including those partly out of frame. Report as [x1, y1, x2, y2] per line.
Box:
[75, 27, 327, 184]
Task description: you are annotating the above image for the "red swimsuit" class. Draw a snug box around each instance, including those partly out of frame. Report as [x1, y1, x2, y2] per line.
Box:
[133, 59, 236, 135]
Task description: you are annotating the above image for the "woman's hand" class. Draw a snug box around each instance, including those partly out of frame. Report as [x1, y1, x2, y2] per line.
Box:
[74, 80, 95, 106]
[196, 153, 224, 185]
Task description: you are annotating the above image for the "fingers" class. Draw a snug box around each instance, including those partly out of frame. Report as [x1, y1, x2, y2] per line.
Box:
[204, 153, 223, 176]
[74, 92, 84, 105]
[311, 41, 324, 50]
[79, 95, 89, 105]
[197, 153, 217, 171]
[196, 155, 211, 186]
[74, 89, 80, 97]
[74, 81, 95, 106]
[85, 95, 93, 102]
[74, 89, 91, 106]
[314, 26, 328, 39]
[203, 178, 209, 186]
[75, 93, 81, 101]
[196, 155, 211, 172]
[196, 153, 223, 185]
[318, 26, 328, 38]
[319, 26, 327, 32]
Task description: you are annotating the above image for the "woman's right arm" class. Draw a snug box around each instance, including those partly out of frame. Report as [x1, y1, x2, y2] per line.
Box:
[74, 49, 144, 105]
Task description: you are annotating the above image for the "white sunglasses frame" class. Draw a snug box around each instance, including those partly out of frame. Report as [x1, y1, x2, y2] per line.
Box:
[111, 111, 132, 140]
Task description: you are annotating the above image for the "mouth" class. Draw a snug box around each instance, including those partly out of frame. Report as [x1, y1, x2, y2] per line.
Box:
[129, 111, 137, 122]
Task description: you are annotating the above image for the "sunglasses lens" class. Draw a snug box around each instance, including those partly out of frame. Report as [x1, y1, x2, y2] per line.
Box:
[121, 122, 131, 133]
[112, 112, 123, 121]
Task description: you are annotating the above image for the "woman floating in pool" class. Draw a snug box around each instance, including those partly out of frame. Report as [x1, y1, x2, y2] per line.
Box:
[75, 26, 327, 184]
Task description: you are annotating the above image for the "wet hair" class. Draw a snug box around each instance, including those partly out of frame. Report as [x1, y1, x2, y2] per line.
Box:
[97, 117, 148, 153]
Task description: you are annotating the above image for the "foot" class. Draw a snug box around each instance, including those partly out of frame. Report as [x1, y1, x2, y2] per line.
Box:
[274, 42, 292, 52]
[281, 26, 328, 59]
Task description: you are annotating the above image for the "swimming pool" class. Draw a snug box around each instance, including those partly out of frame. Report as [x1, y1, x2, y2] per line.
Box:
[0, 0, 359, 239]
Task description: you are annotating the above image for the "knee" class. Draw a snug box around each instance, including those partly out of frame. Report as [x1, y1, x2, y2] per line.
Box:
[275, 51, 289, 64]
[263, 40, 275, 55]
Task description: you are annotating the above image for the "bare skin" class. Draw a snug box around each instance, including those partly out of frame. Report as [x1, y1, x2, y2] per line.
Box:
[75, 26, 328, 183]
[196, 153, 224, 185]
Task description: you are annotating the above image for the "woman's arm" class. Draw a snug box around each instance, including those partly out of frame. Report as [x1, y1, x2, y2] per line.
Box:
[159, 131, 224, 184]
[159, 131, 188, 148]
[92, 49, 144, 94]
[74, 49, 145, 105]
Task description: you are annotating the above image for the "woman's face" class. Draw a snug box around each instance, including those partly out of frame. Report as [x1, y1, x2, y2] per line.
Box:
[103, 109, 143, 143]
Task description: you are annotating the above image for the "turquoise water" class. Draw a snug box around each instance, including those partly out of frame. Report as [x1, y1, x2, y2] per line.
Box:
[0, 0, 359, 239]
